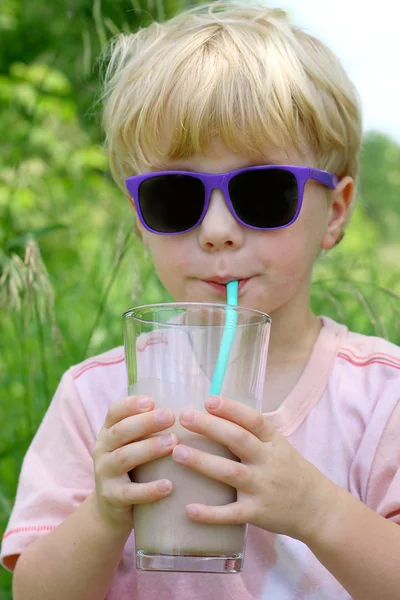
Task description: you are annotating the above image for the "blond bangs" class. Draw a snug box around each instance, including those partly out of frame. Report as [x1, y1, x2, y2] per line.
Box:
[100, 2, 362, 192]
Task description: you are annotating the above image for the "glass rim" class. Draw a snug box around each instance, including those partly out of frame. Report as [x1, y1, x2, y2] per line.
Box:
[123, 302, 271, 327]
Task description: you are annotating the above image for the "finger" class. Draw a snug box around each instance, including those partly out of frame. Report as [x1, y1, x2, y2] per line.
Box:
[204, 396, 275, 442]
[107, 433, 179, 476]
[104, 395, 155, 429]
[184, 501, 248, 525]
[105, 408, 175, 452]
[179, 410, 261, 462]
[172, 444, 251, 491]
[115, 479, 174, 505]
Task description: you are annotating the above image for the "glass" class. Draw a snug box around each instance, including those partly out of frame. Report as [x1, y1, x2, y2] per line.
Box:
[123, 302, 271, 573]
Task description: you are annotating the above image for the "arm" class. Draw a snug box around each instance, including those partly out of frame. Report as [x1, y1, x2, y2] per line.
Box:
[13, 492, 131, 600]
[171, 395, 400, 600]
[305, 480, 400, 600]
[12, 395, 178, 600]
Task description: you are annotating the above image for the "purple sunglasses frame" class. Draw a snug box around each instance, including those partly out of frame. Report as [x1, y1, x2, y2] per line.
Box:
[125, 165, 339, 236]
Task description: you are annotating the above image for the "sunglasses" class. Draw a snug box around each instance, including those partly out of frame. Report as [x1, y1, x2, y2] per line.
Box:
[125, 165, 338, 235]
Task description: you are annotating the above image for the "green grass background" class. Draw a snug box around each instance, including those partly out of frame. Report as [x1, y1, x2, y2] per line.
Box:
[1, 1, 400, 597]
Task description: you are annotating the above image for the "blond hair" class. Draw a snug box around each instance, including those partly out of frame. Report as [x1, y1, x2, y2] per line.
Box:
[100, 1, 362, 193]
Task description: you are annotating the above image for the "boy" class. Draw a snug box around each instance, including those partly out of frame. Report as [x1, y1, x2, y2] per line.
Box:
[3, 3, 400, 599]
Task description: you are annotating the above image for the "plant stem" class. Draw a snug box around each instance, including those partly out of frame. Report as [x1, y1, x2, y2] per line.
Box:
[82, 228, 132, 360]
[34, 292, 50, 413]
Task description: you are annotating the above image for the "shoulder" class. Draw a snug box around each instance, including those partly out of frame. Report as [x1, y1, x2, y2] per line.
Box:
[68, 346, 127, 436]
[321, 316, 400, 431]
[69, 344, 126, 387]
[332, 328, 400, 513]
[70, 345, 126, 381]
[321, 316, 400, 376]
[316, 320, 400, 489]
[337, 327, 400, 373]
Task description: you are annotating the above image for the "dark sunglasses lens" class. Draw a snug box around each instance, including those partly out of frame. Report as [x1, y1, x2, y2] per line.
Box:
[139, 175, 205, 233]
[228, 169, 299, 228]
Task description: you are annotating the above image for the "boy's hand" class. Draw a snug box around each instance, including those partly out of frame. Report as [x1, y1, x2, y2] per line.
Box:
[172, 396, 337, 544]
[93, 395, 178, 533]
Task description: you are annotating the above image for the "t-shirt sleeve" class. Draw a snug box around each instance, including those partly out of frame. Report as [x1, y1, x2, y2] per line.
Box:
[350, 388, 400, 525]
[1, 368, 96, 572]
[364, 398, 400, 524]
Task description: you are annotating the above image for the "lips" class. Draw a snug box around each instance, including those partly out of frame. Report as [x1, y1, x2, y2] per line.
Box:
[206, 276, 244, 285]
[202, 277, 251, 295]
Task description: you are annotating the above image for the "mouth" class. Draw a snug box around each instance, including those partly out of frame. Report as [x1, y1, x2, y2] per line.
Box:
[202, 277, 251, 296]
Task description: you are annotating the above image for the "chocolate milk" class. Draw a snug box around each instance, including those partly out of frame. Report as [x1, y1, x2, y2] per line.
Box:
[129, 380, 255, 558]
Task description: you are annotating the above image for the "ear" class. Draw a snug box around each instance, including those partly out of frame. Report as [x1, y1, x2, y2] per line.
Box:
[320, 176, 355, 250]
[125, 193, 149, 247]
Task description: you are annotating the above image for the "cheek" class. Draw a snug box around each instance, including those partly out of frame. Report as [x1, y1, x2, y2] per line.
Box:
[286, 197, 329, 263]
[301, 188, 331, 237]
[146, 237, 189, 286]
[257, 221, 319, 279]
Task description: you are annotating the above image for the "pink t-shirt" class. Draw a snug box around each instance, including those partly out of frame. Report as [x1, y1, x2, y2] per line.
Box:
[2, 316, 400, 599]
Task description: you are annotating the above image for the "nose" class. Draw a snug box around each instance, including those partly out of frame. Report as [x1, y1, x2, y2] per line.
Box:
[198, 189, 245, 252]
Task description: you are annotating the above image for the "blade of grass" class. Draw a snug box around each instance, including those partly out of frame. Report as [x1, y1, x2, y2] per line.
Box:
[104, 17, 121, 36]
[82, 225, 133, 360]
[93, 0, 107, 48]
[315, 277, 400, 302]
[131, 0, 142, 13]
[11, 310, 34, 439]
[315, 286, 346, 323]
[345, 281, 381, 337]
[379, 314, 389, 340]
[81, 20, 92, 79]
[34, 292, 50, 409]
[21, 308, 35, 438]
[155, 0, 165, 20]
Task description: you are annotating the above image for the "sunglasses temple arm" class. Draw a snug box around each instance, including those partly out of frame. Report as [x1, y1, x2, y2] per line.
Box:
[309, 168, 338, 189]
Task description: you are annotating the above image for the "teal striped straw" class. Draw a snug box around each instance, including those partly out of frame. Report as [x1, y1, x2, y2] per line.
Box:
[209, 280, 239, 395]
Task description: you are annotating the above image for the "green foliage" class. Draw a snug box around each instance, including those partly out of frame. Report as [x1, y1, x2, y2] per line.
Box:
[0, 2, 198, 596]
[311, 133, 400, 341]
[359, 131, 400, 240]
[312, 204, 400, 341]
[0, 0, 201, 139]
[0, 2, 400, 598]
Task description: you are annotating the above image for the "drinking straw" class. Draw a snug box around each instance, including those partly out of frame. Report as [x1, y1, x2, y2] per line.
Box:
[209, 280, 239, 395]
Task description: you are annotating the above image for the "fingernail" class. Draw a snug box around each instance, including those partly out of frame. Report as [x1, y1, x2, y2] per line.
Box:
[173, 446, 189, 461]
[156, 409, 172, 424]
[157, 480, 171, 492]
[138, 397, 152, 409]
[205, 396, 220, 409]
[186, 505, 199, 517]
[159, 434, 174, 447]
[181, 409, 195, 423]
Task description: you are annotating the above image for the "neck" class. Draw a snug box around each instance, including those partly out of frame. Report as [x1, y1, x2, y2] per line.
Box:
[266, 302, 322, 372]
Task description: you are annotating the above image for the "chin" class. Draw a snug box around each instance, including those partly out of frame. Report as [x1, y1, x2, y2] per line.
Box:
[239, 292, 271, 315]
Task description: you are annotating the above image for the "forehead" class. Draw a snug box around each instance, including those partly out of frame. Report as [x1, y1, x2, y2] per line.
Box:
[147, 140, 312, 174]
